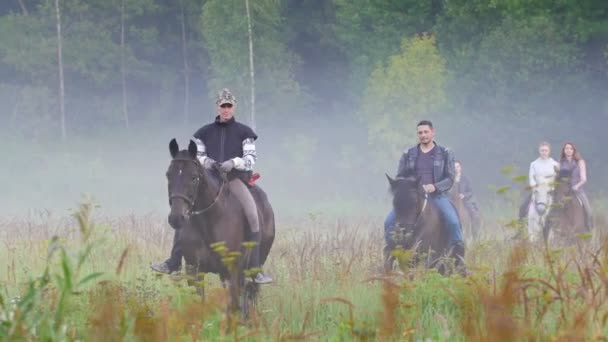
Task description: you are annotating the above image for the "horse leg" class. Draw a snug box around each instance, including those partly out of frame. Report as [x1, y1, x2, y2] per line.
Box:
[227, 272, 241, 314]
[185, 263, 205, 298]
[519, 194, 532, 221]
[527, 208, 541, 243]
[575, 190, 594, 232]
[465, 201, 481, 241]
[382, 244, 396, 273]
[241, 280, 259, 323]
[471, 215, 481, 241]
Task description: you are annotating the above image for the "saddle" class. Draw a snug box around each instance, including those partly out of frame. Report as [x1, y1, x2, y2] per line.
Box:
[230, 171, 261, 189]
[248, 173, 261, 187]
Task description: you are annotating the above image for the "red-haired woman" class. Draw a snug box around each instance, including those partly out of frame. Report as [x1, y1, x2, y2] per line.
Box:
[558, 142, 593, 231]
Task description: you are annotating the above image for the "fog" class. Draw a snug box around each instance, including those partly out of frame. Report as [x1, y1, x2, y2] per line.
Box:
[1, 101, 605, 220]
[1, 1, 606, 221]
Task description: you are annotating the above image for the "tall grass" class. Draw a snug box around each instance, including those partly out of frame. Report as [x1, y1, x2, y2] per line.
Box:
[1, 201, 607, 340]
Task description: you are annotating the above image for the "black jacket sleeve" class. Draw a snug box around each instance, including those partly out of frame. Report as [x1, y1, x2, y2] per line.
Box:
[460, 175, 474, 200]
[434, 148, 455, 193]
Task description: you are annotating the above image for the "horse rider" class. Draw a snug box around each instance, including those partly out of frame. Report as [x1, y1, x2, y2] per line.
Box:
[151, 88, 272, 284]
[518, 141, 559, 223]
[557, 142, 594, 232]
[453, 160, 482, 238]
[384, 120, 466, 271]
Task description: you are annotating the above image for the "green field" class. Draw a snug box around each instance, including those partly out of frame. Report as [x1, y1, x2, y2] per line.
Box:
[2, 201, 607, 341]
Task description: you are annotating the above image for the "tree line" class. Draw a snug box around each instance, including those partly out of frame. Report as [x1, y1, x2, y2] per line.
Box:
[1, 0, 607, 199]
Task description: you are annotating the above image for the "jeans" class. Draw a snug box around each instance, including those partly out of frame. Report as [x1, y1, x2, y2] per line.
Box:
[384, 209, 397, 248]
[384, 193, 463, 247]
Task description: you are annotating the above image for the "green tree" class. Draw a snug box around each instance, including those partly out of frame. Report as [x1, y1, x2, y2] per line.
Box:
[331, 0, 442, 97]
[474, 15, 581, 116]
[435, 0, 608, 117]
[200, 0, 304, 125]
[0, 12, 57, 82]
[283, 0, 350, 109]
[360, 34, 447, 164]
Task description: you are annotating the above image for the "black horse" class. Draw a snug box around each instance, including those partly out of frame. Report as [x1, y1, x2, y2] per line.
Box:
[166, 139, 275, 318]
[386, 175, 460, 275]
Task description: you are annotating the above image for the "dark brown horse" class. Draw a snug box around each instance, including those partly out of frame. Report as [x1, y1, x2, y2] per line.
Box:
[386, 175, 453, 274]
[166, 139, 275, 317]
[545, 177, 587, 246]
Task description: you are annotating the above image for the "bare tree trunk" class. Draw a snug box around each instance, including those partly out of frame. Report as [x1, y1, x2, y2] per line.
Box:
[17, 0, 29, 16]
[245, 0, 256, 131]
[180, 0, 190, 124]
[10, 91, 20, 129]
[120, 0, 129, 129]
[54, 0, 66, 142]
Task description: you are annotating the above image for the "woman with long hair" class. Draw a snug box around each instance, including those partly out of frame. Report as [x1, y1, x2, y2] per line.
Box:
[558, 142, 593, 231]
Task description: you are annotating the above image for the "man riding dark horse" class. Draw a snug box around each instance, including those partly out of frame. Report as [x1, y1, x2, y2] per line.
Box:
[384, 120, 466, 271]
[151, 88, 272, 284]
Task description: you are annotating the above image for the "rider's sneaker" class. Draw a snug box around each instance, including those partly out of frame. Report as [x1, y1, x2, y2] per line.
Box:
[254, 272, 273, 284]
[150, 261, 180, 274]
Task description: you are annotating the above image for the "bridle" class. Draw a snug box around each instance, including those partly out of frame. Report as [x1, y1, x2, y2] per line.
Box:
[411, 191, 429, 229]
[168, 158, 225, 216]
[532, 184, 553, 216]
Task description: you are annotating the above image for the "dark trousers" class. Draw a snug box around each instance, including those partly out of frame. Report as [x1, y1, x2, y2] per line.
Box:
[166, 229, 183, 271]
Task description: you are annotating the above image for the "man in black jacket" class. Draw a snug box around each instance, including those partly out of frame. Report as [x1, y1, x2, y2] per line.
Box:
[384, 120, 465, 270]
[151, 88, 272, 284]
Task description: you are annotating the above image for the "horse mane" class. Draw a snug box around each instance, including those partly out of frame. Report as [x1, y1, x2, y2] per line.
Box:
[201, 166, 223, 188]
[390, 176, 419, 197]
[552, 177, 574, 211]
[391, 176, 420, 216]
[174, 150, 223, 189]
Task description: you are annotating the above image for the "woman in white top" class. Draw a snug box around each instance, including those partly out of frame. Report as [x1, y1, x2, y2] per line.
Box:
[518, 142, 559, 220]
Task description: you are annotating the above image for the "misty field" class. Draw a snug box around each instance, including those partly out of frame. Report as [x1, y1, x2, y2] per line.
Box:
[1, 201, 608, 341]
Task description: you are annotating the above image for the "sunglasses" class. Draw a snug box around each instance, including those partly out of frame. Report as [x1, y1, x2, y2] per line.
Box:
[220, 103, 233, 108]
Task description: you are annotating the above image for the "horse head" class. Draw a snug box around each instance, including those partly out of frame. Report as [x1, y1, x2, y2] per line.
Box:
[552, 177, 573, 208]
[166, 138, 217, 229]
[386, 174, 425, 230]
[532, 182, 554, 216]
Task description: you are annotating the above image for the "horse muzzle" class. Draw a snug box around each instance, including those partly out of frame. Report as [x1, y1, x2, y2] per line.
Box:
[168, 213, 187, 229]
[535, 203, 547, 215]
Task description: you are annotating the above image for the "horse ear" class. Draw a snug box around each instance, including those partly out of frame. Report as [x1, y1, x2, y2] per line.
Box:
[169, 138, 179, 158]
[386, 174, 398, 191]
[188, 140, 197, 159]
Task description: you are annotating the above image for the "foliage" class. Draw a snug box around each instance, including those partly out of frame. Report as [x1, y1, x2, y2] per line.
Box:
[360, 34, 447, 164]
[201, 0, 305, 124]
[1, 202, 608, 339]
[330, 0, 441, 94]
